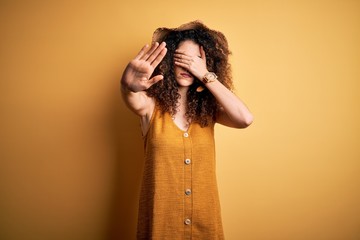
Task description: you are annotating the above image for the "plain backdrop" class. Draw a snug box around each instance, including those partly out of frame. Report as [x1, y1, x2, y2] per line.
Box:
[1, 0, 359, 239]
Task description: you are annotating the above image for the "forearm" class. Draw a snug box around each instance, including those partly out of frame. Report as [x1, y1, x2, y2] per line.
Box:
[205, 80, 253, 127]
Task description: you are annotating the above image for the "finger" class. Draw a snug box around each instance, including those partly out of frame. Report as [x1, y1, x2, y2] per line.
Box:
[147, 75, 164, 86]
[135, 44, 149, 60]
[174, 53, 192, 61]
[150, 48, 167, 68]
[200, 46, 206, 60]
[147, 42, 166, 63]
[140, 42, 159, 61]
[174, 56, 192, 66]
[174, 60, 189, 70]
[174, 58, 190, 67]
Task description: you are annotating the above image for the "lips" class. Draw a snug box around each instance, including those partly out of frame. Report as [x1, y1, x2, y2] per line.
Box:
[180, 73, 192, 78]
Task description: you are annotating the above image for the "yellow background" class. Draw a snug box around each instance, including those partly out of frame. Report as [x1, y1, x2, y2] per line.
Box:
[1, 1, 359, 239]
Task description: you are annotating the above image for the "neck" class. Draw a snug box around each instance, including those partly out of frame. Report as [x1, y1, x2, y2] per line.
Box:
[178, 86, 188, 105]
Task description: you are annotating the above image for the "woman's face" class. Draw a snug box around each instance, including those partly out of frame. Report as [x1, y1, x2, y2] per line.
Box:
[174, 40, 201, 88]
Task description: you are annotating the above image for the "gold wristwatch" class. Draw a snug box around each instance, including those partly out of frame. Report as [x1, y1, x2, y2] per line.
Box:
[202, 72, 217, 83]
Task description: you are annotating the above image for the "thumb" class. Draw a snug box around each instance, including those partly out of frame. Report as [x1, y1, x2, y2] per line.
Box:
[147, 75, 164, 87]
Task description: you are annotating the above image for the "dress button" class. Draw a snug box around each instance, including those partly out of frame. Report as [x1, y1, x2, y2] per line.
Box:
[184, 218, 191, 225]
[185, 189, 192, 195]
[184, 159, 191, 165]
[183, 132, 189, 137]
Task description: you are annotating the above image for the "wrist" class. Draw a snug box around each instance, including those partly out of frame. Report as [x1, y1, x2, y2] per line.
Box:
[202, 72, 218, 84]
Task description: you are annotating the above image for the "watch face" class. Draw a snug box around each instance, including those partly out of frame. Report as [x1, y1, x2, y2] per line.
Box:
[208, 74, 215, 80]
[203, 72, 217, 83]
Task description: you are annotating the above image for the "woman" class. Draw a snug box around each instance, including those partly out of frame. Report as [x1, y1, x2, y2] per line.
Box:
[121, 20, 253, 239]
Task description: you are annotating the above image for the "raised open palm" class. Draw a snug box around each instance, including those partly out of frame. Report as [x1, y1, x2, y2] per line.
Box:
[122, 42, 167, 92]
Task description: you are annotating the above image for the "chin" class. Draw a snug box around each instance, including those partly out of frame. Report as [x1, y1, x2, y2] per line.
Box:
[176, 78, 194, 87]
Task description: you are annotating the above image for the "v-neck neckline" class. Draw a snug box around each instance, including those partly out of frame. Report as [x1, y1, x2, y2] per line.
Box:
[168, 112, 192, 133]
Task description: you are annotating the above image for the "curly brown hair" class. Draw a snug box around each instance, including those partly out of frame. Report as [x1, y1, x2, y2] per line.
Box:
[146, 23, 233, 127]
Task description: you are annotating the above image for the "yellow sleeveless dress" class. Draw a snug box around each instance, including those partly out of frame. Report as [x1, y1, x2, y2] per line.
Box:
[137, 105, 224, 239]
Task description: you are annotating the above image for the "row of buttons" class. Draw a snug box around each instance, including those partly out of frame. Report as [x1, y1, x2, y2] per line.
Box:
[183, 132, 191, 227]
[185, 157, 191, 225]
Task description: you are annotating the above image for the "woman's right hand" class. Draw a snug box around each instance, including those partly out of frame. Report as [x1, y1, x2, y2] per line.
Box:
[121, 42, 167, 92]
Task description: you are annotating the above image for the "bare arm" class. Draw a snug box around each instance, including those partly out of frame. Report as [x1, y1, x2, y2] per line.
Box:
[203, 81, 253, 128]
[120, 42, 167, 117]
[174, 46, 253, 128]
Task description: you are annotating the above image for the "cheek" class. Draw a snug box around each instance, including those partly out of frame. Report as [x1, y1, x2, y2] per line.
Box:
[174, 65, 181, 74]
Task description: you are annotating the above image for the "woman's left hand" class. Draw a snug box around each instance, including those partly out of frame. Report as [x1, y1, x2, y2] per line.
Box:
[174, 46, 208, 80]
